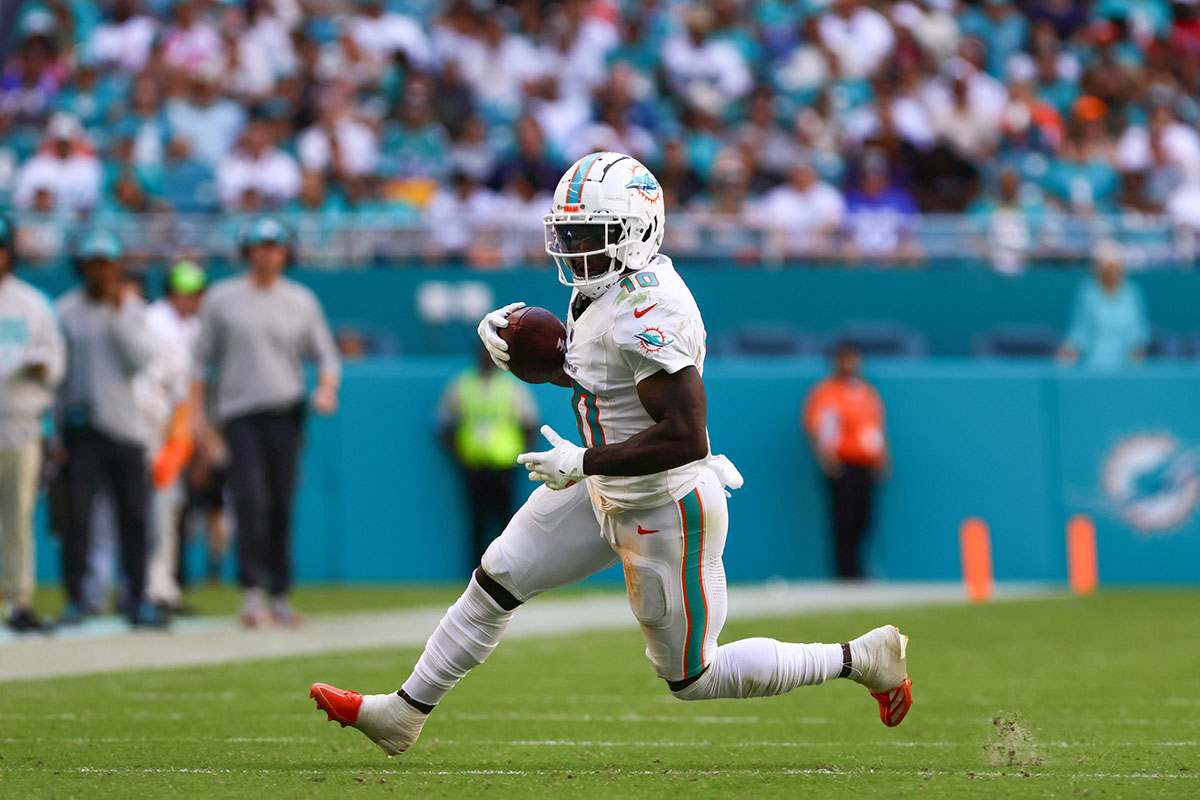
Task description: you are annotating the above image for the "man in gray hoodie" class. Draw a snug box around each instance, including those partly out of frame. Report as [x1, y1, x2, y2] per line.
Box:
[0, 216, 64, 633]
[56, 230, 166, 627]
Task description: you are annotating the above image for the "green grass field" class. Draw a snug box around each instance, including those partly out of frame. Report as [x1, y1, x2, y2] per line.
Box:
[2, 590, 1197, 798]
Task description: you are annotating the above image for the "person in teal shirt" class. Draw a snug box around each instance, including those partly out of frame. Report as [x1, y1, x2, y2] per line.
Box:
[1059, 241, 1149, 368]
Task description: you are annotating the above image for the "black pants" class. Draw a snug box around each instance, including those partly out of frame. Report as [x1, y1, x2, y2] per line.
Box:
[826, 463, 877, 579]
[61, 427, 150, 607]
[226, 405, 304, 596]
[462, 467, 515, 567]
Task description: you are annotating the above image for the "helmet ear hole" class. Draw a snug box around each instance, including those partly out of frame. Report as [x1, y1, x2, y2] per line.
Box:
[642, 218, 655, 243]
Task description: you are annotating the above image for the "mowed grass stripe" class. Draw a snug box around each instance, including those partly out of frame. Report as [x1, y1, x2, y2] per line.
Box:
[1, 591, 1197, 799]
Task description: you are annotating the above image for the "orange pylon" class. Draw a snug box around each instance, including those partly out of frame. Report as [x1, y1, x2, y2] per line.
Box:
[1067, 515, 1099, 596]
[960, 517, 994, 603]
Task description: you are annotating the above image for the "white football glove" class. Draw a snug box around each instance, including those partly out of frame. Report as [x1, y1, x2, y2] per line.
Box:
[477, 301, 526, 371]
[517, 425, 586, 490]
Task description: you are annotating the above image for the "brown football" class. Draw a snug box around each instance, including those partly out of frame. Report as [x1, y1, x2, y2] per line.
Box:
[498, 306, 567, 384]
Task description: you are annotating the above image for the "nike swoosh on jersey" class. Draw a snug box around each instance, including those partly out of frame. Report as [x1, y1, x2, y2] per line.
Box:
[633, 303, 658, 318]
[636, 525, 659, 535]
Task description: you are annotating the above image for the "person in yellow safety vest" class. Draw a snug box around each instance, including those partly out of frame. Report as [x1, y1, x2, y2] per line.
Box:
[437, 346, 539, 567]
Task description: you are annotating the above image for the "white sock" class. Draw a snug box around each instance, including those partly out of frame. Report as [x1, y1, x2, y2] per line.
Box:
[672, 638, 845, 701]
[401, 576, 515, 707]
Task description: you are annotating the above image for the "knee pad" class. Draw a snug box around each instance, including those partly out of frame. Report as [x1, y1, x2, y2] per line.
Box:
[670, 664, 718, 701]
[479, 536, 531, 605]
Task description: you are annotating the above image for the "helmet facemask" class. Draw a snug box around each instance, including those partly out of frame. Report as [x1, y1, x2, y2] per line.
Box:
[544, 212, 642, 298]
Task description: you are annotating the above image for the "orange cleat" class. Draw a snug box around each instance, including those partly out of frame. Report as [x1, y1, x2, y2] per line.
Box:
[309, 683, 429, 756]
[848, 625, 914, 727]
[870, 677, 914, 727]
[310, 683, 363, 728]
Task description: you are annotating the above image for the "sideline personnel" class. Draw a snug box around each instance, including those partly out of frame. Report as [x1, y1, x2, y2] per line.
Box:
[193, 216, 340, 628]
[56, 230, 165, 626]
[437, 344, 538, 567]
[0, 215, 64, 632]
[803, 342, 888, 579]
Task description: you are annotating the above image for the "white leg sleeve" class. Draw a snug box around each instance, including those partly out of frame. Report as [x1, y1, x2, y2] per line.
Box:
[401, 576, 514, 707]
[672, 638, 845, 701]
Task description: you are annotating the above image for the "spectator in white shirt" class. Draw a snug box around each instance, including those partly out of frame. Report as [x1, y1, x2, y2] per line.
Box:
[818, 0, 896, 79]
[662, 6, 753, 108]
[165, 68, 247, 167]
[162, 0, 225, 77]
[232, 1, 298, 98]
[757, 162, 847, 257]
[1166, 178, 1200, 233]
[933, 77, 999, 160]
[216, 117, 301, 210]
[296, 84, 379, 179]
[86, 0, 159, 73]
[424, 172, 499, 260]
[14, 113, 101, 215]
[346, 0, 432, 69]
[461, 13, 546, 120]
[1117, 103, 1200, 179]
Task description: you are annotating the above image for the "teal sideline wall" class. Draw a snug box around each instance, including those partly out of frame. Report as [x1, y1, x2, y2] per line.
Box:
[32, 359, 1200, 586]
[21, 266, 1200, 356]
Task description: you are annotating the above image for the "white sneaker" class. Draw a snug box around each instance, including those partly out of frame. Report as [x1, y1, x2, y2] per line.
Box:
[310, 683, 428, 756]
[239, 589, 271, 629]
[848, 625, 913, 727]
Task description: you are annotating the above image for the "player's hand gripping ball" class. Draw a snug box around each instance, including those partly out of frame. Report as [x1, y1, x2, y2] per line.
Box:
[497, 307, 567, 384]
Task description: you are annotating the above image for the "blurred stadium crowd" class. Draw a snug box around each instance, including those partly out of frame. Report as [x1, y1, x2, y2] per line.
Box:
[5, 0, 1200, 269]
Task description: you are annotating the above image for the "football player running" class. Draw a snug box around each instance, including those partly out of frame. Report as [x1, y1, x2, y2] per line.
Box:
[311, 152, 913, 755]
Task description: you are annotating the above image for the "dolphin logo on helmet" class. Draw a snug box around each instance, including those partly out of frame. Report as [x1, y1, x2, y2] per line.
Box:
[544, 152, 667, 299]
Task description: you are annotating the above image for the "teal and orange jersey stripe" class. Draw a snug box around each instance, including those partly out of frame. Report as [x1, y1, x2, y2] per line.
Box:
[570, 379, 605, 447]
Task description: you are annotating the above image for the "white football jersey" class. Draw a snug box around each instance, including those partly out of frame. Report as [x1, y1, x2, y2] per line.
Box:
[564, 254, 709, 509]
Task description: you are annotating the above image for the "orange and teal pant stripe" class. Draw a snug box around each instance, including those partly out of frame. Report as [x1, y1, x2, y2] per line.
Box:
[678, 488, 708, 680]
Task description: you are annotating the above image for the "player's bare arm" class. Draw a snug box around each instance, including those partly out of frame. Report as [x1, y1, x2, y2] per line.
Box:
[581, 366, 707, 477]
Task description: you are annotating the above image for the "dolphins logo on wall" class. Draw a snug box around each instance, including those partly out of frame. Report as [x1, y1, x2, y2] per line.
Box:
[1101, 433, 1200, 534]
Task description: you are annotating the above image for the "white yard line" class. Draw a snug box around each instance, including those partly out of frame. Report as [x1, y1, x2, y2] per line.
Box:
[1, 736, 1193, 748]
[0, 582, 1052, 681]
[0, 766, 1194, 781]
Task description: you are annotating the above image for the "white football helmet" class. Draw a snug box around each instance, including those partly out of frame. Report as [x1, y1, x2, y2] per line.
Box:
[544, 151, 666, 299]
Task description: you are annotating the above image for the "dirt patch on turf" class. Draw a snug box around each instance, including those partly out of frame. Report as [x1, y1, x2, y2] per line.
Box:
[984, 713, 1044, 767]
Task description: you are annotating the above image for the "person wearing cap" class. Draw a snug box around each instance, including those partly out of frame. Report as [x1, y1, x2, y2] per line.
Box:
[55, 230, 165, 627]
[193, 217, 340, 627]
[0, 215, 65, 632]
[1058, 240, 1149, 368]
[143, 261, 207, 613]
[13, 112, 103, 215]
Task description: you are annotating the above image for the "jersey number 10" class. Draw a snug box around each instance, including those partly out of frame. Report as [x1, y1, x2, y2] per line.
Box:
[619, 272, 659, 293]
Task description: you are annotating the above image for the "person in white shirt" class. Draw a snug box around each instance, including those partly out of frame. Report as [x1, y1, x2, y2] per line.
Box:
[86, 0, 159, 73]
[0, 216, 64, 633]
[143, 262, 207, 613]
[345, 0, 432, 69]
[424, 172, 499, 259]
[231, 2, 298, 99]
[296, 85, 379, 179]
[818, 0, 896, 78]
[162, 0, 225, 76]
[216, 117, 302, 210]
[757, 162, 847, 257]
[14, 113, 102, 215]
[662, 6, 752, 107]
[1117, 104, 1200, 178]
